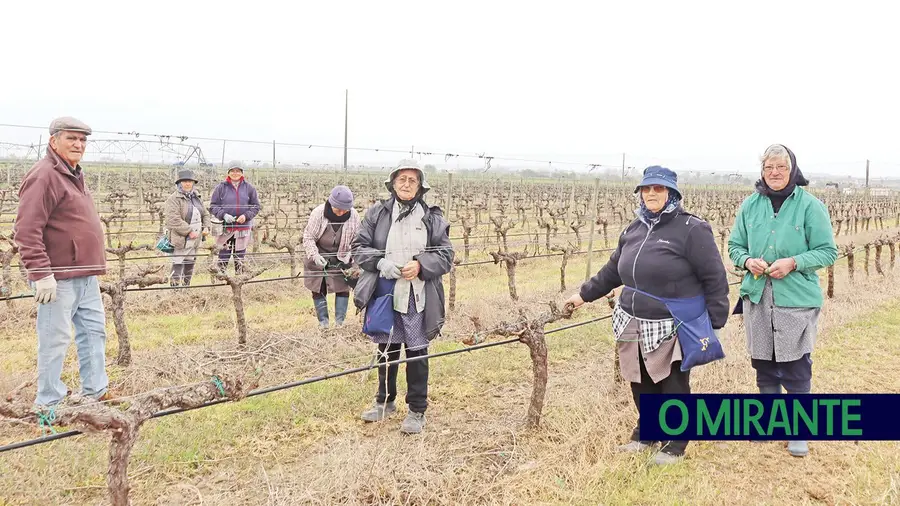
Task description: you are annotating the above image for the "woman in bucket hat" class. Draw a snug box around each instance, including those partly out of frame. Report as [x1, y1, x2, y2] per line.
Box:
[566, 165, 730, 465]
[351, 159, 454, 435]
[302, 185, 362, 329]
[208, 161, 261, 273]
[728, 144, 837, 458]
[163, 169, 211, 286]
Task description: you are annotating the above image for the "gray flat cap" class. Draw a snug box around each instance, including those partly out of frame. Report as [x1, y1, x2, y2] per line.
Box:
[49, 116, 92, 136]
[226, 160, 244, 172]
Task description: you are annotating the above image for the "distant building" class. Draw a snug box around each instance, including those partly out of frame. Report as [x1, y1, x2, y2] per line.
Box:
[869, 187, 892, 197]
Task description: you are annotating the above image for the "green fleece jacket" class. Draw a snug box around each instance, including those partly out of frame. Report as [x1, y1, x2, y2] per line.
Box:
[728, 186, 838, 308]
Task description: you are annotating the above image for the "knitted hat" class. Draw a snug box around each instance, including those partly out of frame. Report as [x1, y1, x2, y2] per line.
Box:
[328, 185, 354, 211]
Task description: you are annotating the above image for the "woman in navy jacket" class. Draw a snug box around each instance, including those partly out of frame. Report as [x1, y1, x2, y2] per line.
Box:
[567, 166, 729, 465]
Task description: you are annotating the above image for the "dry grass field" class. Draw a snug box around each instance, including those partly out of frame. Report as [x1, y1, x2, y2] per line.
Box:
[0, 248, 898, 505]
[1, 171, 899, 505]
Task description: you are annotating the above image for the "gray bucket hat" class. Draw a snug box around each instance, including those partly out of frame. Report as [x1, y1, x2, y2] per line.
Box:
[384, 158, 431, 194]
[175, 169, 198, 184]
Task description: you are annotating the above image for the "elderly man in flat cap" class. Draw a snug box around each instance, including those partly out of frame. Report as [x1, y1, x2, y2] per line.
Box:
[14, 116, 111, 407]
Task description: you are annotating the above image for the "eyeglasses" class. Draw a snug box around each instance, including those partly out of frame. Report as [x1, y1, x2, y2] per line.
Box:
[763, 165, 790, 174]
[395, 176, 419, 186]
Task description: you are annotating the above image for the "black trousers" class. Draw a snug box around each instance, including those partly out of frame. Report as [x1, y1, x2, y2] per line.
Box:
[630, 357, 691, 456]
[752, 353, 812, 392]
[375, 343, 429, 413]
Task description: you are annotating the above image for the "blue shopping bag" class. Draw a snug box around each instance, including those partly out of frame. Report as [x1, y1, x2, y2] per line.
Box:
[362, 278, 396, 336]
[624, 286, 725, 372]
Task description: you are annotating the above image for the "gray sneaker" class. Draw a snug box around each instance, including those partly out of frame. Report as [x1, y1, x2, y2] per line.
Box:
[360, 401, 396, 422]
[400, 411, 426, 434]
[652, 451, 684, 465]
[617, 440, 653, 453]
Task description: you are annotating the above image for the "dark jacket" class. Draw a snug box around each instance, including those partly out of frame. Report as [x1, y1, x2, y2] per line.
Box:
[579, 206, 730, 329]
[14, 147, 106, 281]
[209, 178, 261, 232]
[352, 197, 454, 340]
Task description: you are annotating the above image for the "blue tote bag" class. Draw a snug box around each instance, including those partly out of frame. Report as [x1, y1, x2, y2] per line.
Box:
[362, 278, 396, 336]
[624, 286, 725, 372]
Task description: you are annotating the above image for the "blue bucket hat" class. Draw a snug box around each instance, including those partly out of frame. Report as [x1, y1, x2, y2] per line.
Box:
[635, 165, 681, 199]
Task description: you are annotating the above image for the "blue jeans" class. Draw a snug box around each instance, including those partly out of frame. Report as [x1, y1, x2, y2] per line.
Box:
[33, 276, 109, 406]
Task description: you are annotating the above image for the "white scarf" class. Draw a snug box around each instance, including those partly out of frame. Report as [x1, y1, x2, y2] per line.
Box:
[385, 200, 427, 313]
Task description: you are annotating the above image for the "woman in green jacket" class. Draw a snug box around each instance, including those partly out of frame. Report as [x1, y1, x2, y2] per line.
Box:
[728, 144, 838, 458]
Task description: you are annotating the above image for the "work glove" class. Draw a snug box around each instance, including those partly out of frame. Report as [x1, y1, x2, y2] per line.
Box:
[224, 214, 236, 224]
[313, 255, 328, 269]
[377, 258, 401, 280]
[34, 274, 58, 304]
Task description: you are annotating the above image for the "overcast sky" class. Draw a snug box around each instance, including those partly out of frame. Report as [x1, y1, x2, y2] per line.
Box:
[2, 1, 899, 179]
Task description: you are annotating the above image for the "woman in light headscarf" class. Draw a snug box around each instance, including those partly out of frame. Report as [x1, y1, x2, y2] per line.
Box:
[728, 144, 837, 458]
[163, 169, 210, 286]
[352, 159, 454, 435]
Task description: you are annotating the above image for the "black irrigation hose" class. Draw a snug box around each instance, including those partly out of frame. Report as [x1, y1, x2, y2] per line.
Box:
[1, 312, 615, 454]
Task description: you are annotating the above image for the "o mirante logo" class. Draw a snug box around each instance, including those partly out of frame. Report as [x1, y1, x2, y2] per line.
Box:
[640, 394, 899, 441]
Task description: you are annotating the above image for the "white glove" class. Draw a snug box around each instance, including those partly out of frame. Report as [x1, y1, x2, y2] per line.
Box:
[377, 259, 401, 279]
[34, 274, 57, 304]
[224, 214, 236, 224]
[313, 255, 328, 268]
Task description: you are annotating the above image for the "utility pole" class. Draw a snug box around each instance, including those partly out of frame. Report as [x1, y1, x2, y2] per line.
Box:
[866, 159, 870, 188]
[343, 89, 348, 170]
[621, 153, 626, 182]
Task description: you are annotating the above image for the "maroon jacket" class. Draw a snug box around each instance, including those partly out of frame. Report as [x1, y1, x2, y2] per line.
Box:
[14, 147, 106, 281]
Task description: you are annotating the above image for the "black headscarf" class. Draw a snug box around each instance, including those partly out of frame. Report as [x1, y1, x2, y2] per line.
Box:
[324, 201, 351, 223]
[755, 144, 809, 213]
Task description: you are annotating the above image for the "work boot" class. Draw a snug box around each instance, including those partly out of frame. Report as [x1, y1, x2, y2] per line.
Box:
[786, 388, 810, 457]
[752, 384, 783, 443]
[313, 297, 330, 329]
[360, 401, 397, 422]
[334, 295, 349, 326]
[788, 440, 809, 457]
[400, 411, 426, 434]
